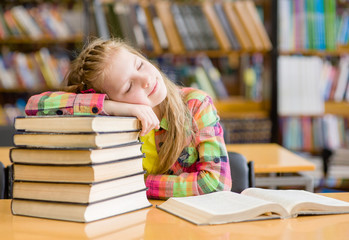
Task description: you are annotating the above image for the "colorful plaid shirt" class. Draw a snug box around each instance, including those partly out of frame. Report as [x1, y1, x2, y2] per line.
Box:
[25, 88, 232, 199]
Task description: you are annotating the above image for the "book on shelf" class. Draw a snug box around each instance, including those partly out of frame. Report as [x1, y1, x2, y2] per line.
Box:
[0, 55, 18, 89]
[190, 4, 220, 51]
[131, 3, 145, 49]
[14, 115, 141, 133]
[213, 2, 240, 50]
[157, 188, 349, 225]
[170, 2, 195, 51]
[232, 1, 264, 51]
[154, 1, 184, 53]
[131, 3, 155, 52]
[34, 48, 61, 88]
[0, 3, 82, 40]
[103, 2, 124, 39]
[278, 0, 293, 51]
[280, 114, 347, 152]
[279, 0, 339, 51]
[324, 0, 337, 50]
[10, 141, 142, 165]
[12, 172, 147, 203]
[293, 0, 304, 50]
[277, 55, 324, 116]
[12, 154, 144, 183]
[11, 5, 43, 39]
[0, 48, 69, 90]
[179, 4, 207, 51]
[143, 2, 169, 51]
[13, 52, 43, 89]
[202, 1, 231, 52]
[197, 55, 229, 99]
[223, 2, 253, 51]
[192, 66, 217, 100]
[0, 6, 11, 39]
[306, 0, 317, 50]
[93, 0, 110, 39]
[11, 189, 151, 222]
[333, 56, 349, 102]
[3, 8, 23, 37]
[337, 11, 349, 46]
[244, 0, 272, 51]
[221, 117, 271, 144]
[113, 2, 138, 48]
[331, 148, 349, 166]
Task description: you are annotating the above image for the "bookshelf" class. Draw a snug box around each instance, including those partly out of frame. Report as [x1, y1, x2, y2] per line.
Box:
[274, 0, 349, 190]
[0, 0, 87, 128]
[275, 0, 349, 154]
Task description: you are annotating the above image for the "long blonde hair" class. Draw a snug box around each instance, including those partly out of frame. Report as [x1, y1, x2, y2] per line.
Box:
[64, 38, 193, 174]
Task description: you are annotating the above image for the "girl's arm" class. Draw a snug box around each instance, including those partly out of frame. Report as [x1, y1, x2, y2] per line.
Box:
[25, 91, 106, 116]
[25, 91, 158, 135]
[145, 93, 232, 199]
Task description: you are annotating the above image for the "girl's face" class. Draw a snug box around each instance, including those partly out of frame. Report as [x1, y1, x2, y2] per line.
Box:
[103, 48, 167, 108]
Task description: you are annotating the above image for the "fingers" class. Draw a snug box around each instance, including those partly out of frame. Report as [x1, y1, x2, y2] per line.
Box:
[137, 107, 160, 136]
[103, 100, 160, 136]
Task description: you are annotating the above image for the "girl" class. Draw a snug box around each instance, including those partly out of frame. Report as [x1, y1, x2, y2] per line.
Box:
[25, 38, 232, 199]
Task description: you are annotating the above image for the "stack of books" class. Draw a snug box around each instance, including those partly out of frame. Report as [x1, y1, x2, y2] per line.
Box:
[10, 115, 152, 222]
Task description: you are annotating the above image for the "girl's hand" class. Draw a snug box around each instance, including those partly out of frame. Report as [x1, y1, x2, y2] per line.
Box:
[104, 100, 160, 136]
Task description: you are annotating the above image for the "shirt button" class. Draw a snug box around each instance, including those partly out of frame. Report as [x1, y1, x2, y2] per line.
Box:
[56, 110, 63, 115]
[92, 107, 99, 114]
[213, 157, 220, 163]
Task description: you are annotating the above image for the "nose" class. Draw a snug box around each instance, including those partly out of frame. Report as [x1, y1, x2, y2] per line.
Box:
[139, 74, 151, 89]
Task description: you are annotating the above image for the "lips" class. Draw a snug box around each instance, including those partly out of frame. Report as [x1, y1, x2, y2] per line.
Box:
[148, 80, 158, 96]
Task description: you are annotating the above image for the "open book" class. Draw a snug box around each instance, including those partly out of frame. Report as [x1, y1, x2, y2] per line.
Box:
[156, 188, 349, 225]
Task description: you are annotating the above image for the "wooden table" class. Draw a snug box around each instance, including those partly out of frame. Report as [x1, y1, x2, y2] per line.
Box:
[0, 193, 349, 240]
[0, 147, 11, 166]
[227, 143, 316, 191]
[1, 144, 317, 191]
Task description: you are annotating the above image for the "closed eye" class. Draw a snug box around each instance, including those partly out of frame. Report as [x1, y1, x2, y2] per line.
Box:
[126, 82, 132, 93]
[137, 62, 143, 70]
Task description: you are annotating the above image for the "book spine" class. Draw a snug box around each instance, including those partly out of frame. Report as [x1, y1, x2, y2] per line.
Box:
[170, 3, 195, 51]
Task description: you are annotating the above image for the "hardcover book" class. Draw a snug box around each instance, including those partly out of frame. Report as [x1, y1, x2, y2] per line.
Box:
[157, 188, 349, 225]
[13, 131, 140, 149]
[14, 115, 141, 133]
[10, 141, 142, 165]
[12, 155, 144, 183]
[11, 189, 152, 222]
[13, 172, 147, 203]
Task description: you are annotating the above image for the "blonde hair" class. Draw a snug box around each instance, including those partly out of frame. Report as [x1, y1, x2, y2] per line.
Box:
[64, 38, 193, 174]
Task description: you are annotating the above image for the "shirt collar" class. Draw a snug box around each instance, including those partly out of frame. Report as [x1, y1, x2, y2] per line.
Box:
[159, 117, 168, 131]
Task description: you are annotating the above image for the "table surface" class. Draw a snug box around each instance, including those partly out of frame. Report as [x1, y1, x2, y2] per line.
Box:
[0, 192, 349, 240]
[2, 144, 316, 174]
[226, 143, 316, 173]
[0, 146, 10, 166]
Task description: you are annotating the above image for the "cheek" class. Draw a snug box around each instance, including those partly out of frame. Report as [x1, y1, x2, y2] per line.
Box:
[123, 93, 149, 105]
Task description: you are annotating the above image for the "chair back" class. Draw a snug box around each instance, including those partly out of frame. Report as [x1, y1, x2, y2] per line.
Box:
[228, 152, 255, 193]
[0, 162, 6, 199]
[0, 162, 12, 199]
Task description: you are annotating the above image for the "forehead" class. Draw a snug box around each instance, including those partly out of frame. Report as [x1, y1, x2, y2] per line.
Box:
[102, 48, 135, 90]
